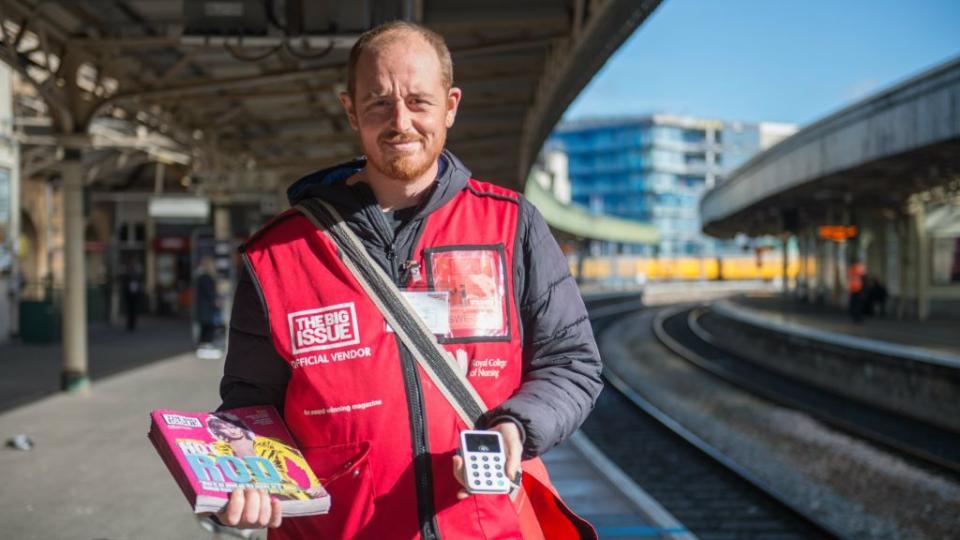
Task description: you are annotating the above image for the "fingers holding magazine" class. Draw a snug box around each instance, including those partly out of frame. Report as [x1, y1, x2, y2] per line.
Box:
[216, 487, 283, 529]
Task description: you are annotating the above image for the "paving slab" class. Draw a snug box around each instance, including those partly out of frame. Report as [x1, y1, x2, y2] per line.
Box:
[0, 316, 195, 412]
[0, 352, 225, 540]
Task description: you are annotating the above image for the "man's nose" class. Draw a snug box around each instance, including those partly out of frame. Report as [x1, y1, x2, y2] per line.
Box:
[391, 100, 412, 131]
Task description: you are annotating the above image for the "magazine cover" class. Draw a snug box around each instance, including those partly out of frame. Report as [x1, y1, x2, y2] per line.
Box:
[149, 406, 330, 516]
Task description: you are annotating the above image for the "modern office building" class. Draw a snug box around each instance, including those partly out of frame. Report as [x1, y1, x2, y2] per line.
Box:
[549, 114, 796, 256]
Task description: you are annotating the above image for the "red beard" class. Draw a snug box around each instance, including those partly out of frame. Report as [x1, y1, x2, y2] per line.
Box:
[373, 131, 446, 182]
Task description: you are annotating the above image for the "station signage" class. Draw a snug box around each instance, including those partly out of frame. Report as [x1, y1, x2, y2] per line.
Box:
[148, 196, 210, 221]
[818, 225, 858, 242]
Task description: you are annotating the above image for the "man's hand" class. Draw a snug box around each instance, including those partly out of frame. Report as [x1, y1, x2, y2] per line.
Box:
[452, 422, 523, 500]
[215, 487, 283, 529]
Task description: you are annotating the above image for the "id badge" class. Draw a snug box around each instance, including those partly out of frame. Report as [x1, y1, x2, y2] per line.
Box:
[426, 247, 509, 340]
[387, 290, 451, 335]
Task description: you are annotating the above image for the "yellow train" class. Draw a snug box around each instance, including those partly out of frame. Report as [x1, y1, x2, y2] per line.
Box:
[573, 256, 806, 281]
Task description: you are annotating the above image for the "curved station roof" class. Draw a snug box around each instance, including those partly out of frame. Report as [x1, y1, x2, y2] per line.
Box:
[0, 0, 660, 196]
[702, 56, 960, 237]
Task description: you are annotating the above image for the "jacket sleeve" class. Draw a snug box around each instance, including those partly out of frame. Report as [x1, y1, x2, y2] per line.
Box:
[480, 198, 603, 458]
[218, 264, 291, 414]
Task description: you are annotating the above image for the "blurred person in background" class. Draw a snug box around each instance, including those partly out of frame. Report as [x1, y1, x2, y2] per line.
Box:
[120, 258, 143, 331]
[863, 275, 888, 317]
[195, 256, 219, 346]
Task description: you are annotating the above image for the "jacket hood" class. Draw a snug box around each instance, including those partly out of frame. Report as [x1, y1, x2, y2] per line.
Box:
[286, 149, 472, 217]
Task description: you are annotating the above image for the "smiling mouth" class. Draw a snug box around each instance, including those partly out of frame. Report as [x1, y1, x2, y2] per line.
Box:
[382, 139, 421, 152]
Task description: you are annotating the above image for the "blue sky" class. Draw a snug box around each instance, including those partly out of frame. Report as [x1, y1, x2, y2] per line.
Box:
[563, 0, 960, 126]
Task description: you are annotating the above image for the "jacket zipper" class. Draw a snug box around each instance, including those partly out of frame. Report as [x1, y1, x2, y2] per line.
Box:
[377, 210, 441, 539]
[398, 345, 441, 539]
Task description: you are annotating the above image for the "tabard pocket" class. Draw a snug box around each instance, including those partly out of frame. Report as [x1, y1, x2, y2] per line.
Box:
[300, 441, 376, 536]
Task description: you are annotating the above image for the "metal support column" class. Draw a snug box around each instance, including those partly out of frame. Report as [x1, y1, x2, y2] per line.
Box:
[833, 238, 844, 305]
[782, 235, 790, 296]
[61, 148, 89, 392]
[145, 162, 164, 313]
[145, 215, 157, 312]
[213, 204, 233, 319]
[7, 125, 20, 337]
[897, 212, 910, 319]
[796, 233, 805, 297]
[801, 229, 815, 302]
[815, 234, 825, 302]
[915, 203, 930, 320]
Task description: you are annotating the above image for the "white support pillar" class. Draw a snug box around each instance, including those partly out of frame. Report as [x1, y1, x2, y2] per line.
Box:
[61, 148, 89, 392]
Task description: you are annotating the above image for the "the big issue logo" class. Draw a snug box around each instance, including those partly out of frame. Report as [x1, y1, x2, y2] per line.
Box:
[288, 303, 371, 368]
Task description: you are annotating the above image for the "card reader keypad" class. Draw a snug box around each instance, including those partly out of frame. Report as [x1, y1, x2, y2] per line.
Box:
[468, 454, 507, 489]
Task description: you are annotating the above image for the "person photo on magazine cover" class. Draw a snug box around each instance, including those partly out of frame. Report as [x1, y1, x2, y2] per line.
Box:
[206, 413, 326, 500]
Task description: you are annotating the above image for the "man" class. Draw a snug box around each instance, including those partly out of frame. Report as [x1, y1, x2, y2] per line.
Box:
[120, 258, 143, 331]
[195, 257, 219, 346]
[216, 21, 602, 539]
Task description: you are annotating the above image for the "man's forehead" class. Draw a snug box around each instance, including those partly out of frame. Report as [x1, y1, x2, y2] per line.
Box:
[364, 28, 431, 55]
[358, 31, 440, 72]
[355, 38, 445, 94]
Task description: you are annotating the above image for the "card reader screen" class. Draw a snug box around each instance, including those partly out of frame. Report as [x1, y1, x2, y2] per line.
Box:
[465, 434, 501, 453]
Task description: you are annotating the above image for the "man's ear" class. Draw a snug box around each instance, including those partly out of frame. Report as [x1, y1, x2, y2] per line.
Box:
[445, 87, 462, 128]
[339, 91, 360, 130]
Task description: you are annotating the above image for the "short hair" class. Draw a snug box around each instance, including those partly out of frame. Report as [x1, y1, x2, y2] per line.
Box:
[207, 413, 253, 441]
[346, 21, 453, 98]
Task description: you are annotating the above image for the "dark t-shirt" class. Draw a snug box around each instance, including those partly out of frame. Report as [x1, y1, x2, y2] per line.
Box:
[381, 206, 419, 234]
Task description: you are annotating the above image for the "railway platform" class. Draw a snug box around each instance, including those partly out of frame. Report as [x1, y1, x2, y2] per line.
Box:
[720, 292, 960, 361]
[696, 292, 960, 439]
[0, 316, 195, 413]
[0, 325, 690, 540]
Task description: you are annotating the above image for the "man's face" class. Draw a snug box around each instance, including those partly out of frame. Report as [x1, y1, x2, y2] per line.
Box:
[340, 32, 461, 182]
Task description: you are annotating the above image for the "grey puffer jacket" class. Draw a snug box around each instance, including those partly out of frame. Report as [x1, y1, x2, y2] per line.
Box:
[219, 150, 602, 458]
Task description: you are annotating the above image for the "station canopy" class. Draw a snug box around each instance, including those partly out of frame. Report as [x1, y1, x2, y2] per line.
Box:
[0, 0, 659, 196]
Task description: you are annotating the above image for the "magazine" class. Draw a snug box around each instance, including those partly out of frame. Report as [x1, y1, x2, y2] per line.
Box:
[149, 406, 330, 516]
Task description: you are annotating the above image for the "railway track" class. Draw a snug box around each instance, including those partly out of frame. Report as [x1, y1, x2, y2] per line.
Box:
[582, 301, 842, 540]
[653, 305, 960, 476]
